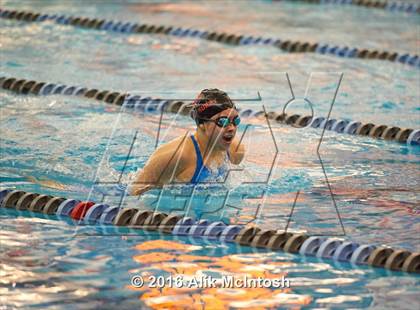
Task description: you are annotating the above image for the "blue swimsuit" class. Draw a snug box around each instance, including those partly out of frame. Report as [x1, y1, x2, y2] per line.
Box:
[190, 135, 229, 184]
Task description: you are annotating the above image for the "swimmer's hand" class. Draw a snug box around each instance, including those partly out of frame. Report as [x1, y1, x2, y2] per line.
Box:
[129, 183, 155, 196]
[229, 137, 245, 164]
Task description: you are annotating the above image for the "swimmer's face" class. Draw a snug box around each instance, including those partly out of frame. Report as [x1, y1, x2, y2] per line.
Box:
[202, 108, 239, 150]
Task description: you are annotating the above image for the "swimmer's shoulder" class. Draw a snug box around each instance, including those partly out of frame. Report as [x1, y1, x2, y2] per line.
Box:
[152, 135, 194, 165]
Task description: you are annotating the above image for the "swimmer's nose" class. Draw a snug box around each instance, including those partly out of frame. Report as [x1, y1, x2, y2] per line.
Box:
[225, 123, 236, 132]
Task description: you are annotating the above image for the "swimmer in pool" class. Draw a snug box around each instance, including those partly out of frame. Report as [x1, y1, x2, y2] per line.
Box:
[129, 88, 245, 196]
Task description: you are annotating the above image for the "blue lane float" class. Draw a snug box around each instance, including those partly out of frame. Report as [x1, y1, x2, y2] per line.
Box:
[219, 225, 243, 242]
[57, 199, 80, 216]
[344, 121, 362, 134]
[84, 203, 110, 223]
[331, 119, 350, 133]
[74, 87, 87, 96]
[407, 129, 420, 145]
[63, 85, 76, 95]
[310, 116, 325, 128]
[333, 241, 360, 261]
[188, 219, 210, 236]
[204, 221, 227, 239]
[98, 205, 119, 224]
[56, 15, 70, 25]
[0, 189, 11, 202]
[319, 118, 337, 131]
[350, 244, 376, 264]
[299, 236, 326, 256]
[52, 84, 66, 94]
[39, 83, 56, 96]
[239, 109, 254, 118]
[172, 217, 195, 235]
[316, 238, 343, 259]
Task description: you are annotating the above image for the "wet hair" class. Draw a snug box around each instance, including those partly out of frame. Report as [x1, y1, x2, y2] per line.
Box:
[190, 88, 236, 125]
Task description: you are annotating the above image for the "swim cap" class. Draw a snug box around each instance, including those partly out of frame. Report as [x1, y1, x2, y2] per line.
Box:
[190, 89, 236, 125]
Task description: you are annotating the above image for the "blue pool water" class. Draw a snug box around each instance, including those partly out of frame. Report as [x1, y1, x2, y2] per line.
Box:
[1, 1, 419, 309]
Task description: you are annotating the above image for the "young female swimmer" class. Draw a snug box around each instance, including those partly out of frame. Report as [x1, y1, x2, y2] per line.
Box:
[129, 89, 245, 196]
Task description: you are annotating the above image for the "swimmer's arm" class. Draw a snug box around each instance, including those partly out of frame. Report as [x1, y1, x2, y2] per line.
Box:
[129, 143, 187, 196]
[229, 137, 246, 164]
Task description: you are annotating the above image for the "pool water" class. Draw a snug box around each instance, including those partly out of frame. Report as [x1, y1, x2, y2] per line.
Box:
[1, 0, 419, 309]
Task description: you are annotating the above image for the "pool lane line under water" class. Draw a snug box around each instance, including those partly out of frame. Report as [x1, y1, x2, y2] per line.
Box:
[0, 188, 419, 274]
[1, 75, 419, 146]
[270, 0, 419, 15]
[0, 8, 419, 68]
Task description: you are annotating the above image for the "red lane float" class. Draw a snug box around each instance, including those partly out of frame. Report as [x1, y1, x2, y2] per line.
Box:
[70, 201, 95, 220]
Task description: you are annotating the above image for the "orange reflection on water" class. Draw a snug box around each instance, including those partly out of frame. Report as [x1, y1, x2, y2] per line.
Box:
[129, 239, 312, 309]
[133, 252, 175, 264]
[135, 240, 199, 251]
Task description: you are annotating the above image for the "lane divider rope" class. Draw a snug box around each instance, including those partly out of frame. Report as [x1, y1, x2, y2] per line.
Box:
[0, 8, 419, 68]
[1, 76, 419, 145]
[1, 188, 419, 274]
[273, 0, 420, 14]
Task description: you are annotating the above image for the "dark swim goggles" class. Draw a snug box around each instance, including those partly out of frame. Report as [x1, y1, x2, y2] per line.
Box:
[201, 115, 241, 127]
